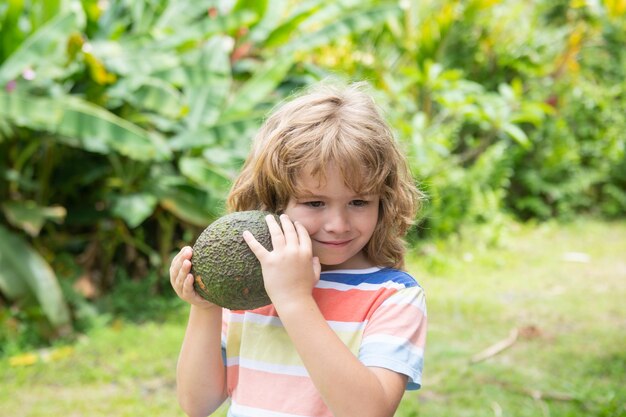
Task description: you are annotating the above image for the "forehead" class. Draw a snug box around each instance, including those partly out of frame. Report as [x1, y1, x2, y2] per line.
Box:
[293, 163, 376, 197]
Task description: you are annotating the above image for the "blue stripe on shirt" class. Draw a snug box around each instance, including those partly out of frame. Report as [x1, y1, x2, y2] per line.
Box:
[321, 268, 419, 288]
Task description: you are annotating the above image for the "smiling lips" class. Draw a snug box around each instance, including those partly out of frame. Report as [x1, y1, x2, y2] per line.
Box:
[316, 239, 352, 247]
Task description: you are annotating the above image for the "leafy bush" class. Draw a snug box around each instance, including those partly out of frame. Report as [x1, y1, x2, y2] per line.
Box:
[303, 0, 626, 235]
[0, 0, 417, 350]
[1, 0, 624, 350]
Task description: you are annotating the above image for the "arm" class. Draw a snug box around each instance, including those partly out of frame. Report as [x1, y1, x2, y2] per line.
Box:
[276, 297, 408, 417]
[170, 247, 228, 417]
[243, 215, 407, 417]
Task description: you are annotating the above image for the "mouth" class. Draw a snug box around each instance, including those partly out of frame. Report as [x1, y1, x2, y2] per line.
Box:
[316, 239, 352, 247]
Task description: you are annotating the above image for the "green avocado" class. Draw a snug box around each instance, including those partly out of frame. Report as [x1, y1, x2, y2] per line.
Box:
[191, 210, 276, 310]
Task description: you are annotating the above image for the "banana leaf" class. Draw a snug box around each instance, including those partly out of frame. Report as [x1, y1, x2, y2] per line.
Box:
[154, 0, 215, 31]
[154, 9, 258, 50]
[1, 200, 66, 237]
[110, 193, 158, 228]
[0, 91, 171, 161]
[0, 6, 84, 86]
[0, 224, 71, 328]
[281, 4, 401, 54]
[179, 157, 234, 199]
[108, 76, 186, 119]
[223, 54, 294, 116]
[169, 115, 261, 151]
[183, 37, 232, 130]
[157, 184, 220, 227]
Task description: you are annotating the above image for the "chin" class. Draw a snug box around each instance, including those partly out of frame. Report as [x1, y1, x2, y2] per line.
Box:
[319, 258, 352, 270]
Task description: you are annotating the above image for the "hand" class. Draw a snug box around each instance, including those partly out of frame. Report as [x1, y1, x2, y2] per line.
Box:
[243, 214, 321, 308]
[169, 246, 219, 310]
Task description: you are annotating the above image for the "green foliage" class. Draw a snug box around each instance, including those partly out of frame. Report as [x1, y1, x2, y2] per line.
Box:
[0, 224, 70, 327]
[0, 0, 425, 349]
[95, 270, 184, 323]
[0, 0, 299, 348]
[503, 2, 626, 221]
[1, 0, 625, 349]
[302, 0, 626, 237]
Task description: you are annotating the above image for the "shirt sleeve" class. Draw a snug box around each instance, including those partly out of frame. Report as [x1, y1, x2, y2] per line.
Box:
[358, 285, 427, 390]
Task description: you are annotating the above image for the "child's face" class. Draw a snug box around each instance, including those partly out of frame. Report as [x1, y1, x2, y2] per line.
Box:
[284, 164, 379, 270]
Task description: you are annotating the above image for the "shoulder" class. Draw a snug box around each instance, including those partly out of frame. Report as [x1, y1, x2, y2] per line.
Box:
[376, 267, 422, 289]
[319, 267, 422, 291]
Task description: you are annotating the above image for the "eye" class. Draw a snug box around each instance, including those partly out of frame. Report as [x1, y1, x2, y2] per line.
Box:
[304, 201, 324, 208]
[350, 199, 369, 207]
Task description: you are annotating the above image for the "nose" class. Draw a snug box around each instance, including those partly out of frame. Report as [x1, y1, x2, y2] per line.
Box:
[323, 208, 351, 234]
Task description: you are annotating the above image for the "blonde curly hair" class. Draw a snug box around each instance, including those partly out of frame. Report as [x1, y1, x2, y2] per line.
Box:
[227, 82, 423, 269]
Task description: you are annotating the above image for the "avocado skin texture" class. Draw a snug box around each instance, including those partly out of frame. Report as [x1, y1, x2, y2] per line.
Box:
[191, 210, 276, 310]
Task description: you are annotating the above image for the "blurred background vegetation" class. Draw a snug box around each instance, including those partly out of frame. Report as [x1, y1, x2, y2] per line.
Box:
[0, 0, 624, 359]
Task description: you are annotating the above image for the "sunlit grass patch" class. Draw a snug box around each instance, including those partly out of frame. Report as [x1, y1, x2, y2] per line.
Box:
[402, 219, 626, 417]
[1, 219, 624, 417]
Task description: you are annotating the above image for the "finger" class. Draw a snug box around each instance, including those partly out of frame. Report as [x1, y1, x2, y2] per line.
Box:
[181, 258, 192, 276]
[170, 246, 191, 281]
[280, 214, 299, 246]
[265, 214, 286, 248]
[174, 259, 192, 291]
[170, 259, 182, 287]
[243, 230, 269, 259]
[293, 220, 311, 251]
[312, 256, 321, 278]
[181, 273, 196, 298]
[169, 250, 182, 280]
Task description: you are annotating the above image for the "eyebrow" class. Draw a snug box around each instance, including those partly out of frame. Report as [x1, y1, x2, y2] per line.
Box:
[295, 192, 375, 199]
[296, 193, 323, 198]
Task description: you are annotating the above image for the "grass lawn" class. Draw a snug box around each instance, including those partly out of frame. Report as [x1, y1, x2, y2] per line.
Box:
[1, 219, 625, 416]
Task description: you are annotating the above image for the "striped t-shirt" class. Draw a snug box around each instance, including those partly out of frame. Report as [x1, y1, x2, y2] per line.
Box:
[221, 266, 427, 417]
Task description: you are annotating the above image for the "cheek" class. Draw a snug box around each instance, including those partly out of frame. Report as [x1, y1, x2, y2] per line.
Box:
[284, 206, 319, 235]
[363, 206, 380, 235]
